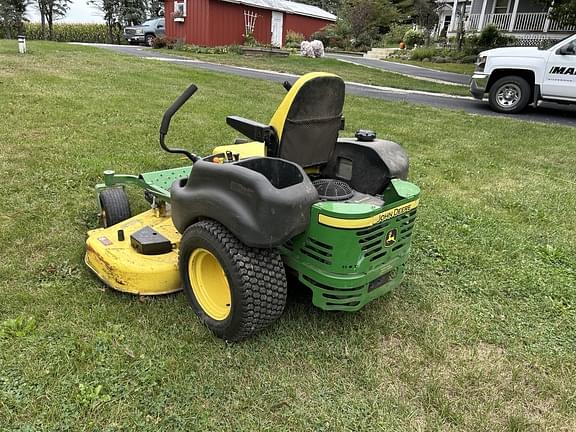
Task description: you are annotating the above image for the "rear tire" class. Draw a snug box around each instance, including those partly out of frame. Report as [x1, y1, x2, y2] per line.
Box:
[99, 188, 131, 227]
[489, 76, 531, 114]
[179, 220, 287, 341]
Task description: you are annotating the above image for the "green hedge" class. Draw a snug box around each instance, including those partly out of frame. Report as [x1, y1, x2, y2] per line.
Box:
[1, 23, 123, 43]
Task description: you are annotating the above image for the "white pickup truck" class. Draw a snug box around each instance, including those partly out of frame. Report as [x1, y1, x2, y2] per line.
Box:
[470, 33, 576, 113]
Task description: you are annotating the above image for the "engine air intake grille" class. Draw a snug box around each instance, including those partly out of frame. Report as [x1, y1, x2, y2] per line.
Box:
[313, 179, 354, 201]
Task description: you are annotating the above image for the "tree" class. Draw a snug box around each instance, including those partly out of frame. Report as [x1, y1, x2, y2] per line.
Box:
[89, 0, 122, 43]
[541, 0, 576, 26]
[121, 0, 146, 25]
[412, 0, 438, 44]
[147, 0, 162, 17]
[36, 0, 70, 39]
[343, 0, 399, 39]
[89, 0, 147, 42]
[0, 0, 30, 38]
[455, 0, 466, 50]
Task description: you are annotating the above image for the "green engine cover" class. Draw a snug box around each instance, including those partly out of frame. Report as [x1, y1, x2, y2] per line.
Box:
[280, 179, 420, 311]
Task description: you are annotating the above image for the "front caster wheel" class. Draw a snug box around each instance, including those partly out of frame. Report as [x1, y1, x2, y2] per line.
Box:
[179, 220, 287, 341]
[99, 187, 131, 227]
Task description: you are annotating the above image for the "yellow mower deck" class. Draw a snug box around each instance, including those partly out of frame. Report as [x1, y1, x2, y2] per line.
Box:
[85, 210, 182, 295]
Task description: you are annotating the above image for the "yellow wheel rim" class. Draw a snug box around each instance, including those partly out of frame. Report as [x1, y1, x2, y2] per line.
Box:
[188, 248, 231, 321]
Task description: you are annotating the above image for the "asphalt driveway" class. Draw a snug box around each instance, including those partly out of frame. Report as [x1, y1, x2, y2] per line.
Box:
[76, 44, 576, 128]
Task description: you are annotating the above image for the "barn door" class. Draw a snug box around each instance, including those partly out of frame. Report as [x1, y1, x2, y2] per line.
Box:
[271, 11, 283, 47]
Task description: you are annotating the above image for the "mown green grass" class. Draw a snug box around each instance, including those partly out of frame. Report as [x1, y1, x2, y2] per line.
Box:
[1, 40, 575, 431]
[387, 58, 476, 75]
[159, 48, 471, 96]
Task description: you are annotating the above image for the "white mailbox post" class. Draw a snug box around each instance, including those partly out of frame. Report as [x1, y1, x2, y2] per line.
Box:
[18, 35, 27, 54]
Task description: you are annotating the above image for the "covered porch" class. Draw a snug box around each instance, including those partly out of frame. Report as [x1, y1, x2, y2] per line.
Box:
[445, 0, 576, 34]
[466, 12, 576, 33]
[456, 0, 576, 33]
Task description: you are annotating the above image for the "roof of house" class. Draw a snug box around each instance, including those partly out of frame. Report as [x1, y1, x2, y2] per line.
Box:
[221, 0, 337, 21]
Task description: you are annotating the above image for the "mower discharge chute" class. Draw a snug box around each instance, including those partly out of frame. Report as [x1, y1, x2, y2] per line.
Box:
[85, 72, 420, 341]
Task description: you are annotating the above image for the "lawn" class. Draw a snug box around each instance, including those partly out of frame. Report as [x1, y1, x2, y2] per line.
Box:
[159, 48, 471, 96]
[1, 40, 575, 431]
[386, 58, 476, 75]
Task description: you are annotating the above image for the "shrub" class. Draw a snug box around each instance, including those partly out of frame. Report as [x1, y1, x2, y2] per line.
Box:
[175, 44, 236, 54]
[352, 31, 373, 51]
[173, 38, 185, 50]
[242, 32, 257, 46]
[403, 28, 425, 47]
[464, 25, 516, 55]
[381, 23, 412, 45]
[311, 22, 351, 50]
[401, 46, 479, 63]
[285, 30, 304, 49]
[410, 46, 438, 61]
[151, 37, 176, 49]
[459, 54, 478, 63]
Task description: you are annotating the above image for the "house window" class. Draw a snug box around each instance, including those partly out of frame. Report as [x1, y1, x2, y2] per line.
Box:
[443, 16, 451, 32]
[493, 0, 510, 14]
[174, 0, 187, 17]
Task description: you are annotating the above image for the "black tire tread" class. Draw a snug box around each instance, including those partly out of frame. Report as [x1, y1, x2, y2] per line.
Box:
[180, 220, 287, 341]
[99, 188, 131, 227]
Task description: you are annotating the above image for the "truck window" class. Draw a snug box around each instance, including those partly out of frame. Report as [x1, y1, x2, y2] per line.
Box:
[562, 41, 576, 54]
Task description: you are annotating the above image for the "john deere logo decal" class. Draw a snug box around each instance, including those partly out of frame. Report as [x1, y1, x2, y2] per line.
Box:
[385, 229, 397, 247]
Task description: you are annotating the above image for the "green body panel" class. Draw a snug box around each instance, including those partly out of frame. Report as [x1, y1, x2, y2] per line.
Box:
[97, 169, 420, 312]
[280, 179, 420, 311]
[140, 166, 192, 194]
[96, 167, 191, 203]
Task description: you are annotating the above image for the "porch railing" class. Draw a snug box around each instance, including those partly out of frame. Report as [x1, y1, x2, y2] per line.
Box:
[466, 12, 576, 32]
[548, 19, 576, 32]
[514, 13, 547, 32]
[483, 13, 512, 30]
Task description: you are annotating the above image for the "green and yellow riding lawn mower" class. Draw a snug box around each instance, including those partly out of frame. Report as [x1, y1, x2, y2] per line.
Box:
[85, 72, 421, 341]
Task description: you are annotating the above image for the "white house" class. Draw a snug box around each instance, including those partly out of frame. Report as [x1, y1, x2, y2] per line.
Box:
[436, 0, 575, 41]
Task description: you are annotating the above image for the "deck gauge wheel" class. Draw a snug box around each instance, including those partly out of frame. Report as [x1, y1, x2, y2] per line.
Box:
[99, 188, 131, 227]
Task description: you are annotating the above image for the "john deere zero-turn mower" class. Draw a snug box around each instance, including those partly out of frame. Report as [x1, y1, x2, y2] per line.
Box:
[85, 72, 420, 341]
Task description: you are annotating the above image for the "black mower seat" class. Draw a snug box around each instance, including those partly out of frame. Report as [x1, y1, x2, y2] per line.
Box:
[217, 72, 345, 168]
[270, 72, 345, 167]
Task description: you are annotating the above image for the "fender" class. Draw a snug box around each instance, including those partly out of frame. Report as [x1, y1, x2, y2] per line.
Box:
[170, 158, 319, 248]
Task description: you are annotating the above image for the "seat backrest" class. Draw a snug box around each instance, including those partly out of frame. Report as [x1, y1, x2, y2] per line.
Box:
[268, 72, 345, 168]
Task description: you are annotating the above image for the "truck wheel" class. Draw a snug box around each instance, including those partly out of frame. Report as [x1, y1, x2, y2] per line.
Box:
[145, 34, 155, 47]
[179, 220, 287, 342]
[489, 76, 531, 113]
[99, 188, 131, 227]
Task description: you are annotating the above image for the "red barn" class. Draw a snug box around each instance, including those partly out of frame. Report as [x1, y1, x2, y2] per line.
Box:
[163, 0, 336, 47]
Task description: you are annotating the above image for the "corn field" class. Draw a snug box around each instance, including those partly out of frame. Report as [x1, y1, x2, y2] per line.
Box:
[0, 23, 124, 43]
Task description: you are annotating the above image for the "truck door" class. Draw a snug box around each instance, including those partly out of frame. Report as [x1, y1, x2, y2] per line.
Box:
[156, 19, 165, 38]
[542, 39, 576, 99]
